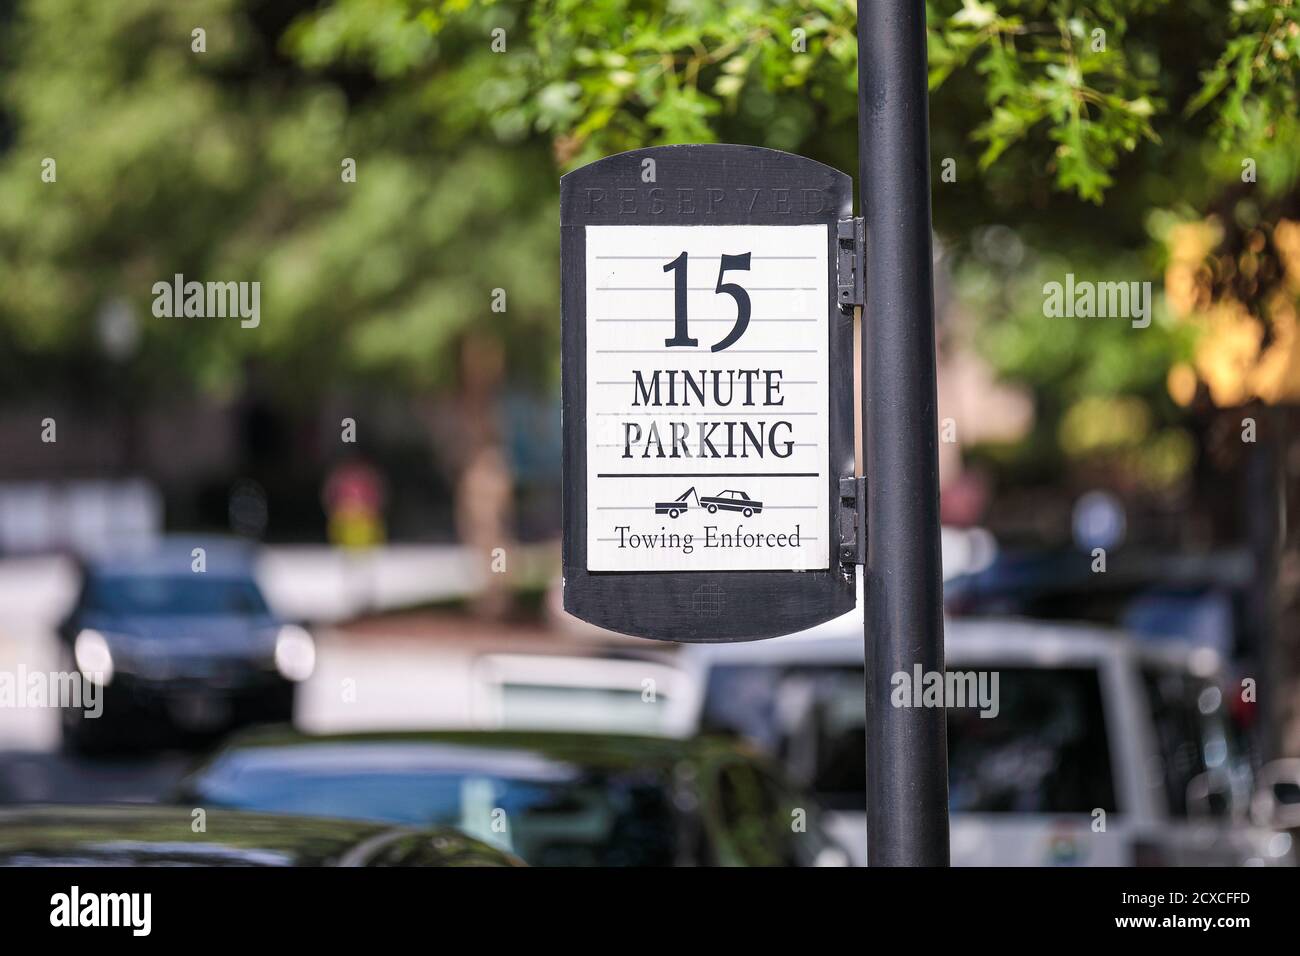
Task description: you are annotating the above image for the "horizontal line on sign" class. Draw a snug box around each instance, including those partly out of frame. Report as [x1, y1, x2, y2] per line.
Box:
[593, 380, 818, 385]
[592, 535, 816, 541]
[594, 443, 819, 449]
[594, 349, 818, 354]
[594, 411, 821, 416]
[595, 505, 820, 510]
[594, 287, 818, 292]
[595, 537, 821, 542]
[592, 318, 819, 323]
[592, 538, 816, 546]
[594, 256, 819, 261]
[596, 472, 821, 478]
[595, 535, 816, 541]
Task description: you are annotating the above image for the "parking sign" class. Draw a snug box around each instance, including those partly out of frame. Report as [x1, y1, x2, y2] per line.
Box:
[561, 145, 856, 641]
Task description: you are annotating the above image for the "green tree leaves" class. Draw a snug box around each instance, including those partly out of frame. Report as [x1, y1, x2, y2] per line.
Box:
[1185, 0, 1300, 148]
[0, 0, 560, 401]
[1, 0, 1296, 490]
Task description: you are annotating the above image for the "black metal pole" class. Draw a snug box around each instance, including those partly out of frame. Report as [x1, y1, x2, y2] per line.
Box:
[857, 0, 950, 866]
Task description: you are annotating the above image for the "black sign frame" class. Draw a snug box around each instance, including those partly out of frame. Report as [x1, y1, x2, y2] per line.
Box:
[561, 144, 855, 642]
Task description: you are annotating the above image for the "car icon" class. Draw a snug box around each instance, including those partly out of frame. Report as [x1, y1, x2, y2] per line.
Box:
[700, 490, 763, 517]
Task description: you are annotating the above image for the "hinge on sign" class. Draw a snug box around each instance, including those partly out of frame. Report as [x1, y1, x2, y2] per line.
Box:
[836, 217, 865, 312]
[839, 475, 867, 566]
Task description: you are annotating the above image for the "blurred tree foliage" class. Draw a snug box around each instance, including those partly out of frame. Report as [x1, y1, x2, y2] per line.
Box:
[328, 0, 1292, 494]
[0, 0, 1297, 498]
[0, 0, 558, 406]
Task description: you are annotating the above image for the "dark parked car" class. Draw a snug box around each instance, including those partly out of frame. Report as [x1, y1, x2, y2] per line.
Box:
[700, 489, 763, 516]
[0, 806, 522, 866]
[175, 728, 849, 867]
[57, 538, 315, 752]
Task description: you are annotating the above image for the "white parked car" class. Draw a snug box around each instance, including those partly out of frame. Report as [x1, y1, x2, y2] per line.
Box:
[678, 611, 1297, 867]
[469, 652, 695, 736]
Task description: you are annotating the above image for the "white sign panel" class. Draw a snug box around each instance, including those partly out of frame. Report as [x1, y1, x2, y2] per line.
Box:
[585, 224, 830, 572]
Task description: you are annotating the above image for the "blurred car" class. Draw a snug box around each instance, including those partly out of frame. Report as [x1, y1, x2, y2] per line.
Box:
[679, 613, 1297, 867]
[1252, 758, 1300, 849]
[174, 728, 849, 867]
[0, 805, 521, 866]
[57, 537, 315, 752]
[943, 545, 1255, 661]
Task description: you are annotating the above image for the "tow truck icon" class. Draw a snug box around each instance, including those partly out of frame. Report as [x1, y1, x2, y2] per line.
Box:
[654, 487, 764, 519]
[654, 487, 699, 519]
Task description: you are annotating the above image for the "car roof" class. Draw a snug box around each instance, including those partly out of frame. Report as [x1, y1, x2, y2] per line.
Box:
[0, 805, 514, 866]
[946, 545, 1254, 600]
[197, 726, 763, 775]
[82, 536, 257, 579]
[676, 583, 1221, 676]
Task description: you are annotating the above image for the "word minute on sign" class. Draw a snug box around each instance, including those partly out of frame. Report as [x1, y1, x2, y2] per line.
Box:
[585, 224, 830, 572]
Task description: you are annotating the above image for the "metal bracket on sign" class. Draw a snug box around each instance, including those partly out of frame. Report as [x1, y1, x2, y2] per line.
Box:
[839, 475, 867, 566]
[836, 217, 865, 312]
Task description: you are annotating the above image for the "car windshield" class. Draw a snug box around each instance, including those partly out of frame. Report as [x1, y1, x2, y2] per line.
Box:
[85, 576, 269, 616]
[186, 743, 680, 866]
[702, 663, 1116, 814]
